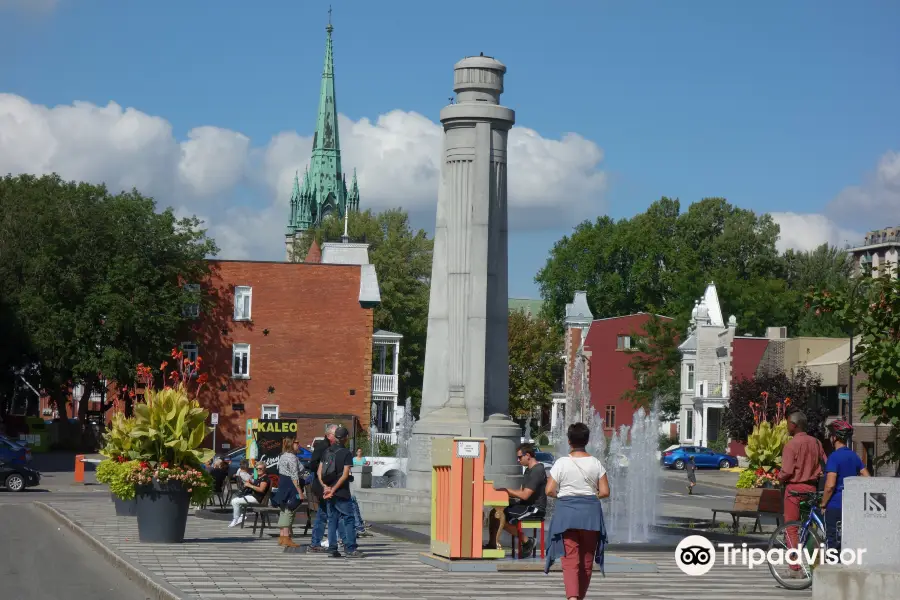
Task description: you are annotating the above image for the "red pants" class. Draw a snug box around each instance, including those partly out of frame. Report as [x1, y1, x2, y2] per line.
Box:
[784, 483, 816, 570]
[561, 529, 598, 599]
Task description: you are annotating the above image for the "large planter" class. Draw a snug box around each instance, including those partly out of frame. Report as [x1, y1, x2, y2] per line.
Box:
[111, 492, 138, 517]
[135, 478, 191, 543]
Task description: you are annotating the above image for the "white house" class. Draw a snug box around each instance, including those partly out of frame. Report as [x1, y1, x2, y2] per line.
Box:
[677, 282, 738, 448]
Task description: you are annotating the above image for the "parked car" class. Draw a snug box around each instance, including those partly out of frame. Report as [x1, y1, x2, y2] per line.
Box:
[0, 460, 41, 491]
[217, 445, 313, 477]
[535, 451, 555, 471]
[0, 436, 32, 465]
[661, 445, 737, 470]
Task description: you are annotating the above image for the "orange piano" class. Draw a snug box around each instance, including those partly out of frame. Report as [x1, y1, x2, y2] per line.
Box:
[430, 437, 508, 560]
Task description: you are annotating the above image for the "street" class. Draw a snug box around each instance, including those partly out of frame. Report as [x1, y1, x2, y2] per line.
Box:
[0, 503, 150, 600]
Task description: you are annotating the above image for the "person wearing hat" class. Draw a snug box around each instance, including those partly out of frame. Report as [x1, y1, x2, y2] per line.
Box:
[318, 425, 364, 558]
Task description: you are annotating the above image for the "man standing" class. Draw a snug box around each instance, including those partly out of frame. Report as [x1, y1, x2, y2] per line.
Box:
[306, 425, 337, 553]
[777, 411, 827, 577]
[486, 443, 547, 557]
[319, 426, 363, 558]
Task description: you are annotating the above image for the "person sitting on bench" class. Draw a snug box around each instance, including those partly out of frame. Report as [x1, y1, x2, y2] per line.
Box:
[486, 443, 547, 556]
[228, 461, 270, 527]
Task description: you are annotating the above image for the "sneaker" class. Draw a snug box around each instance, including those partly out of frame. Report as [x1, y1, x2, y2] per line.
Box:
[321, 538, 329, 547]
[307, 544, 326, 553]
[228, 518, 238, 527]
[521, 538, 536, 557]
[229, 515, 244, 527]
[329, 550, 342, 558]
[357, 530, 373, 537]
[344, 550, 365, 558]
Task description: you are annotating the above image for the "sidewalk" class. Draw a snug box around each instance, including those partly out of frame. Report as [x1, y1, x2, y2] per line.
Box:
[38, 495, 809, 599]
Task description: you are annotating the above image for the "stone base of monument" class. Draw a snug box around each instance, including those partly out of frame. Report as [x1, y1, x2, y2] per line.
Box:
[418, 552, 658, 573]
[813, 565, 900, 600]
[353, 487, 431, 525]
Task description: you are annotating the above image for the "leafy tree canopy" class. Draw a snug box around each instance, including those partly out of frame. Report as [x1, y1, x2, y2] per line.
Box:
[508, 309, 563, 421]
[0, 174, 217, 422]
[622, 315, 682, 421]
[290, 208, 433, 414]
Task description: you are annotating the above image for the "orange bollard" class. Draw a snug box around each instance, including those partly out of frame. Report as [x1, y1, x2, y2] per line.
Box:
[74, 454, 85, 483]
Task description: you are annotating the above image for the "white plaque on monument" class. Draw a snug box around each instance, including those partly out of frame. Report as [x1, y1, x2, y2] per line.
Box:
[842, 477, 900, 567]
[456, 441, 481, 458]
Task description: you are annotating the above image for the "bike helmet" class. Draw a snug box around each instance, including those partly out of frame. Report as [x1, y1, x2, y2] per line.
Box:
[828, 419, 853, 442]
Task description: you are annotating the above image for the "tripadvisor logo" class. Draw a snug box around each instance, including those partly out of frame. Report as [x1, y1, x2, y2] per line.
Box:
[675, 535, 866, 575]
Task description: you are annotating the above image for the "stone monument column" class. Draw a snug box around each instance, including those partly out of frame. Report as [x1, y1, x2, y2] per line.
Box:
[407, 55, 523, 492]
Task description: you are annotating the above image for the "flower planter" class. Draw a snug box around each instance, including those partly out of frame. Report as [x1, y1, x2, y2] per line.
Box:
[111, 492, 138, 517]
[135, 478, 191, 543]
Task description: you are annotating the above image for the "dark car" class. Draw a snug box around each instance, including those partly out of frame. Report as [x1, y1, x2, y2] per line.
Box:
[661, 445, 738, 470]
[0, 436, 32, 465]
[0, 461, 41, 491]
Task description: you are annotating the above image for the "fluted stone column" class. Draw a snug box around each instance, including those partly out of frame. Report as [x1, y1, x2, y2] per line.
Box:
[406, 55, 522, 492]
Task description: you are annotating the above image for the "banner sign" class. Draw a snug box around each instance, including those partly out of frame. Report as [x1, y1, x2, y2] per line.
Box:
[256, 419, 298, 471]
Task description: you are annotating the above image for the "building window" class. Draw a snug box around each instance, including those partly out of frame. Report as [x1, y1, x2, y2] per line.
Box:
[261, 404, 279, 420]
[180, 342, 198, 364]
[234, 286, 252, 321]
[616, 335, 632, 350]
[605, 405, 616, 428]
[686, 410, 693, 439]
[232, 343, 250, 378]
[686, 364, 695, 391]
[182, 283, 200, 318]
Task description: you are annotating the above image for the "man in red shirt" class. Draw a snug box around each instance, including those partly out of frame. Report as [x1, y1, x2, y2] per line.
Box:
[777, 410, 827, 576]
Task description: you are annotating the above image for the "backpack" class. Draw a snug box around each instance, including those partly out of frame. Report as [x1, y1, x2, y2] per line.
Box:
[321, 446, 341, 484]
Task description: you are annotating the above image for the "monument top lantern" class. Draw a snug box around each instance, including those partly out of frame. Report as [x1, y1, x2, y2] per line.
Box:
[452, 55, 506, 104]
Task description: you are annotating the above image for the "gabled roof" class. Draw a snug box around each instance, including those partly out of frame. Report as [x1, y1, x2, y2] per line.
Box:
[678, 333, 697, 353]
[305, 239, 322, 263]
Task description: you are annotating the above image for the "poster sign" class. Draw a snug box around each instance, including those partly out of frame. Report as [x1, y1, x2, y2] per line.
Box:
[256, 419, 298, 471]
[456, 440, 481, 458]
[211, 413, 219, 425]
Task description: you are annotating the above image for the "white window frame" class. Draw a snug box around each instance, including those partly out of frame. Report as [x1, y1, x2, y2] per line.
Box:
[616, 335, 632, 350]
[182, 283, 200, 318]
[261, 404, 279, 420]
[232, 343, 250, 379]
[686, 363, 695, 391]
[180, 342, 198, 363]
[234, 286, 252, 321]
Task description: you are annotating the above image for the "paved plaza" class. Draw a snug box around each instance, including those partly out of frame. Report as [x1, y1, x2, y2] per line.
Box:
[31, 495, 811, 600]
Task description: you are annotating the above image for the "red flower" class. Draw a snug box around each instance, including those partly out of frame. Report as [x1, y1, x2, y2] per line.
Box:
[161, 462, 169, 469]
[160, 361, 168, 371]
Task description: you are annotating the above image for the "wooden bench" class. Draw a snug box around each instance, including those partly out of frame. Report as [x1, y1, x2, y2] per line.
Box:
[710, 488, 783, 534]
[242, 481, 316, 539]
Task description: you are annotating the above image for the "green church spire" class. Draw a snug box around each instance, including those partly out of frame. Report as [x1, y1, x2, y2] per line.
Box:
[285, 11, 360, 257]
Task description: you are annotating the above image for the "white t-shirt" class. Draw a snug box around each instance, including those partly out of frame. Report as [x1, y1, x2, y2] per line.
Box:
[549, 456, 607, 497]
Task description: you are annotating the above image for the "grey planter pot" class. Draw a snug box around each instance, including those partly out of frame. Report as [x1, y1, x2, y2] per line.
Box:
[111, 492, 138, 517]
[135, 479, 191, 543]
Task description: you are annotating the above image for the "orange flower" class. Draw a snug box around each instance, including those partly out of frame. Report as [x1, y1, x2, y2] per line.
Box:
[160, 361, 168, 371]
[197, 373, 209, 385]
[760, 391, 769, 399]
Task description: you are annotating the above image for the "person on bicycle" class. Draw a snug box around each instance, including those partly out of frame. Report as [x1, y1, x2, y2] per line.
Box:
[777, 410, 827, 577]
[820, 420, 869, 550]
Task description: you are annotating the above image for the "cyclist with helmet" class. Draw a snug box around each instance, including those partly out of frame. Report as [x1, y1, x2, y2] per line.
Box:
[820, 420, 870, 550]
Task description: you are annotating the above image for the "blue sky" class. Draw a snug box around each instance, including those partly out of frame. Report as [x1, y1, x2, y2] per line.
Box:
[1, 0, 898, 298]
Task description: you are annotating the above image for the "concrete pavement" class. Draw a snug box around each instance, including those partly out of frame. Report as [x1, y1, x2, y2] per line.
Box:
[0, 503, 149, 600]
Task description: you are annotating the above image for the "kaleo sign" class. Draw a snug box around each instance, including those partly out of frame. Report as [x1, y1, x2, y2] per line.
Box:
[256, 419, 298, 471]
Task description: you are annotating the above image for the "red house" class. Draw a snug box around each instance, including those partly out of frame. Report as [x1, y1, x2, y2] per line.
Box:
[556, 292, 675, 436]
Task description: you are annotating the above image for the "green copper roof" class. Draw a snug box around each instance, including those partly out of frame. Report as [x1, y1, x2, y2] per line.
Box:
[287, 15, 359, 237]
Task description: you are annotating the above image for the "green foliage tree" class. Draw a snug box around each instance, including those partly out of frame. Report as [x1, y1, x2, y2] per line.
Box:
[724, 368, 825, 442]
[508, 309, 563, 421]
[290, 208, 432, 414]
[783, 244, 852, 337]
[808, 268, 900, 471]
[622, 315, 682, 421]
[0, 174, 217, 424]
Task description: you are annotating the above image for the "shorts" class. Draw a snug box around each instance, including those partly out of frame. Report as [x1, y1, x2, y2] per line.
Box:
[504, 503, 545, 524]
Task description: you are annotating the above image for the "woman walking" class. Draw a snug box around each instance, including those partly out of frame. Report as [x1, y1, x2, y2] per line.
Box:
[271, 436, 305, 548]
[545, 422, 610, 600]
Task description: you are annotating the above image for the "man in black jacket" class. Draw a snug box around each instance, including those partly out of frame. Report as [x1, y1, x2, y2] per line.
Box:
[306, 425, 337, 552]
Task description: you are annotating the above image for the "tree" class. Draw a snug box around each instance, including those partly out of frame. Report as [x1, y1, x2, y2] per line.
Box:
[724, 368, 826, 442]
[808, 269, 900, 470]
[0, 174, 217, 425]
[782, 244, 852, 337]
[622, 315, 682, 421]
[290, 209, 432, 414]
[508, 309, 563, 421]
[536, 197, 796, 335]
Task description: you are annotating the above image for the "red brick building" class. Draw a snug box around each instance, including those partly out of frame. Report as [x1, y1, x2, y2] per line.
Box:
[185, 258, 380, 452]
[556, 292, 675, 436]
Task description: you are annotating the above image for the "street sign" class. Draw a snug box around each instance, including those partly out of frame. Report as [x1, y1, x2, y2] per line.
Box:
[211, 413, 219, 425]
[839, 393, 849, 401]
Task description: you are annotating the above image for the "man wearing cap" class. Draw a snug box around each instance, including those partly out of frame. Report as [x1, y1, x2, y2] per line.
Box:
[318, 425, 364, 558]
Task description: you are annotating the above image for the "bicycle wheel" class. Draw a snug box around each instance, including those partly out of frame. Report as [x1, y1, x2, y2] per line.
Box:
[767, 520, 822, 590]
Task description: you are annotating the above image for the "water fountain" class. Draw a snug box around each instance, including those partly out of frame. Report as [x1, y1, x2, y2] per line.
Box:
[523, 418, 531, 443]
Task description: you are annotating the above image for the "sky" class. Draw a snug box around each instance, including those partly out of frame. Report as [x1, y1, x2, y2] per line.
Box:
[1, 1, 898, 298]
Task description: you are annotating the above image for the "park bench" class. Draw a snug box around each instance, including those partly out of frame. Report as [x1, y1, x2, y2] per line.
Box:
[242, 479, 315, 539]
[710, 488, 783, 534]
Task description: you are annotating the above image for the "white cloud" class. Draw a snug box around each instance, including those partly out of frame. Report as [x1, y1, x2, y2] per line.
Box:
[827, 150, 900, 227]
[770, 212, 862, 253]
[0, 93, 608, 260]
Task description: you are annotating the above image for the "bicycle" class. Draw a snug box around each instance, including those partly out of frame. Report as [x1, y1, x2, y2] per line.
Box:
[766, 490, 834, 590]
